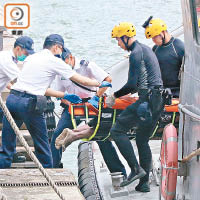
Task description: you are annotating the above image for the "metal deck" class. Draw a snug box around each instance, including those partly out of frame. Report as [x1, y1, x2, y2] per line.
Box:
[92, 140, 162, 200]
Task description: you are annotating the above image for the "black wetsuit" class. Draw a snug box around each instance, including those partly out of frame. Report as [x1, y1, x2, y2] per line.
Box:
[110, 40, 163, 183]
[153, 37, 184, 97]
[115, 41, 163, 97]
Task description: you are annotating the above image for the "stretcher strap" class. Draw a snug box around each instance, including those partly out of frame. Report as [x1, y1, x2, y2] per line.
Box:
[83, 97, 103, 141]
[70, 105, 77, 129]
[101, 109, 117, 141]
[85, 106, 89, 123]
[172, 112, 176, 125]
[150, 122, 159, 139]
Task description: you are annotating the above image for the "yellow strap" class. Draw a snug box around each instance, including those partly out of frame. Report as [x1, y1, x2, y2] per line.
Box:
[85, 105, 89, 123]
[70, 104, 77, 129]
[82, 97, 103, 141]
[101, 109, 117, 141]
[172, 112, 176, 125]
[149, 122, 159, 139]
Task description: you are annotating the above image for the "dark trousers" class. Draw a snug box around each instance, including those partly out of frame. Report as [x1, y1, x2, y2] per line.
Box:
[50, 108, 74, 168]
[51, 108, 126, 176]
[0, 107, 3, 123]
[110, 99, 156, 181]
[0, 94, 53, 168]
[97, 140, 126, 177]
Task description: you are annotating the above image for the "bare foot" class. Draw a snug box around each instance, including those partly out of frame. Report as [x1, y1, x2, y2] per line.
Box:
[55, 128, 70, 150]
[62, 129, 76, 151]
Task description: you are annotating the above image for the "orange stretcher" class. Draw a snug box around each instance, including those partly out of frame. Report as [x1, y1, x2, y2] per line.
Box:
[61, 96, 179, 141]
[62, 96, 179, 116]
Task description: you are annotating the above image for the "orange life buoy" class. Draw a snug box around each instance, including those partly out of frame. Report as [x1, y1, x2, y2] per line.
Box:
[160, 123, 178, 200]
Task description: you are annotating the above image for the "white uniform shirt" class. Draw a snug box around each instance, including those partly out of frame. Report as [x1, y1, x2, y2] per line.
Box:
[54, 58, 108, 98]
[0, 50, 20, 93]
[12, 49, 76, 95]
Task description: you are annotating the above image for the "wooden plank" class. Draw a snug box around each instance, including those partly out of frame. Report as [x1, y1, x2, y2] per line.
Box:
[0, 169, 85, 200]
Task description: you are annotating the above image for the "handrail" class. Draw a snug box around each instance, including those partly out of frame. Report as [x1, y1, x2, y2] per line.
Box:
[179, 104, 200, 121]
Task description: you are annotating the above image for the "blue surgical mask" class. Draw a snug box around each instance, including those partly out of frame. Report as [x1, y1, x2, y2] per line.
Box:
[17, 54, 27, 61]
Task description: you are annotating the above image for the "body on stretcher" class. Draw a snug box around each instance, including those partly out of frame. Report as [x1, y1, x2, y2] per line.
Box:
[61, 96, 179, 141]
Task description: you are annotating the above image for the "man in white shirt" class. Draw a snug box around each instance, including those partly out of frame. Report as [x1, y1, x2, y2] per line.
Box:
[50, 48, 127, 179]
[0, 36, 34, 158]
[0, 36, 34, 93]
[0, 34, 102, 168]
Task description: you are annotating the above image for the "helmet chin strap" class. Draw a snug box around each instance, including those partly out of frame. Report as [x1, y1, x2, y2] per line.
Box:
[161, 32, 166, 45]
[121, 36, 130, 51]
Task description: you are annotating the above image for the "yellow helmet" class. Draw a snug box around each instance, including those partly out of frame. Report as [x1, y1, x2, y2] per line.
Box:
[111, 22, 136, 38]
[145, 18, 167, 39]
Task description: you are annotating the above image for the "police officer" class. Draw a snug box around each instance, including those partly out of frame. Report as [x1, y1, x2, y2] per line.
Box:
[105, 22, 163, 190]
[143, 17, 185, 97]
[0, 34, 102, 169]
[51, 48, 127, 178]
[0, 36, 34, 93]
[0, 36, 34, 162]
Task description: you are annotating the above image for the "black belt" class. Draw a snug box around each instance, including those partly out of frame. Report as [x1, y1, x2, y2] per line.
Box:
[10, 89, 37, 99]
[138, 86, 163, 96]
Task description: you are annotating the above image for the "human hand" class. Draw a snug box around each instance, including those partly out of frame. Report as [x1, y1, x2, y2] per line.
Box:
[99, 81, 112, 88]
[63, 93, 82, 104]
[88, 95, 100, 109]
[105, 94, 115, 108]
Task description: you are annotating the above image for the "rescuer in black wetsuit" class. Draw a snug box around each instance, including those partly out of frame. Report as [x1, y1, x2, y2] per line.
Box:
[106, 22, 163, 191]
[143, 17, 185, 97]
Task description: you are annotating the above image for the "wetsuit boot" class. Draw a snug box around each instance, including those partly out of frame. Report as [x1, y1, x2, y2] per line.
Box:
[135, 180, 150, 192]
[120, 166, 146, 187]
[111, 134, 146, 187]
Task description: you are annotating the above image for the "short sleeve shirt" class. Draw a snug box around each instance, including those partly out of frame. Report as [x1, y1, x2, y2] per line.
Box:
[0, 50, 20, 93]
[12, 49, 76, 95]
[54, 58, 108, 98]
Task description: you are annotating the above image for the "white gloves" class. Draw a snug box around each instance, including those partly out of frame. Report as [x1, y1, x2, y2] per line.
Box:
[105, 94, 116, 108]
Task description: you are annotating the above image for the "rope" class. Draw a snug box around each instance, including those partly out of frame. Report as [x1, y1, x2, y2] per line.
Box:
[0, 96, 67, 200]
[181, 148, 200, 163]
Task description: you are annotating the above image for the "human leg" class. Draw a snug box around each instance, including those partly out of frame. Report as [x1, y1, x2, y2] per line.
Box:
[109, 102, 146, 186]
[97, 140, 127, 178]
[50, 108, 73, 168]
[24, 111, 53, 168]
[0, 116, 23, 168]
[135, 125, 153, 192]
[0, 94, 26, 168]
[55, 125, 93, 151]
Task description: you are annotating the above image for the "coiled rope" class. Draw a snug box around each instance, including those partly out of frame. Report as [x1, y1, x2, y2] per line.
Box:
[0, 96, 67, 200]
